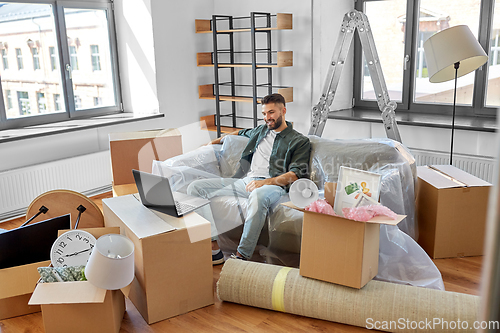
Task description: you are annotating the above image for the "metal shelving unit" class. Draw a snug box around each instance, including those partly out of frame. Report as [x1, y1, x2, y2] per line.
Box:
[196, 12, 293, 137]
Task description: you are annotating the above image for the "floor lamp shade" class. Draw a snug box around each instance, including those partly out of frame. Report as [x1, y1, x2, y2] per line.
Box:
[423, 25, 488, 83]
[85, 234, 135, 290]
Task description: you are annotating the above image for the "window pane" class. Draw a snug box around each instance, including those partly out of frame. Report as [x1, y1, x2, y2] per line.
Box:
[0, 2, 65, 119]
[362, 0, 407, 102]
[69, 45, 78, 70]
[15, 48, 23, 70]
[64, 8, 116, 111]
[415, 1, 481, 106]
[1, 49, 8, 69]
[32, 47, 40, 70]
[486, 0, 500, 107]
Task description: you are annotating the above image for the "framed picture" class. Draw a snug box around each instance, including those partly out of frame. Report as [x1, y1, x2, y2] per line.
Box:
[333, 166, 382, 216]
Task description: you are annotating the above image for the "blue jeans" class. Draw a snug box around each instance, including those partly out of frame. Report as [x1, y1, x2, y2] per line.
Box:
[186, 176, 285, 259]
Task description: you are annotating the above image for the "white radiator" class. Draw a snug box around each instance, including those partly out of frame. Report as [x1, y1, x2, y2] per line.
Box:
[410, 148, 495, 183]
[0, 151, 112, 221]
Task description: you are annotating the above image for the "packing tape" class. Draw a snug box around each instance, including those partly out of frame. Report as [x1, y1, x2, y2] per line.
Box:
[271, 266, 292, 312]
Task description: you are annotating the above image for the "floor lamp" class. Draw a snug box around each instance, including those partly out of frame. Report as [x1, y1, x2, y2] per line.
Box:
[423, 25, 488, 165]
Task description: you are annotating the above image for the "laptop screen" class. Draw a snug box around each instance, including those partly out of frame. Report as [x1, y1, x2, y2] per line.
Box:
[0, 214, 71, 269]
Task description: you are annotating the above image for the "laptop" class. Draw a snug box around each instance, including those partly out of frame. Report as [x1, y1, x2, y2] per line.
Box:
[132, 169, 210, 217]
[0, 214, 71, 269]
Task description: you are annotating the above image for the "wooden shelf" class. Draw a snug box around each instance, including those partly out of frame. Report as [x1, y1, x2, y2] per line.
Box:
[195, 13, 292, 33]
[199, 84, 293, 103]
[200, 115, 242, 134]
[197, 51, 293, 67]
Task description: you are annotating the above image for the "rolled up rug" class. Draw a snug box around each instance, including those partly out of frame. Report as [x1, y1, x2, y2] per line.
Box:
[217, 259, 480, 332]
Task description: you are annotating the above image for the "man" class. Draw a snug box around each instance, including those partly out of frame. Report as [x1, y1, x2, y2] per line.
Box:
[187, 93, 311, 264]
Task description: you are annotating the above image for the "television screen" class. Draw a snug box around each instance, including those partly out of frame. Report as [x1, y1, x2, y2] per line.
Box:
[0, 214, 71, 269]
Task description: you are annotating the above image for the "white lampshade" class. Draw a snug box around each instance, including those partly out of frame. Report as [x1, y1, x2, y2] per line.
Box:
[423, 25, 488, 83]
[85, 234, 134, 290]
[289, 179, 319, 208]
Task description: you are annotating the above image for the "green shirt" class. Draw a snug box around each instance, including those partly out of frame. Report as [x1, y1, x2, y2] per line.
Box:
[235, 121, 311, 188]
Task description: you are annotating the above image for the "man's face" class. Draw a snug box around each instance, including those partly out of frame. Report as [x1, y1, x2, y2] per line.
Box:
[262, 102, 285, 130]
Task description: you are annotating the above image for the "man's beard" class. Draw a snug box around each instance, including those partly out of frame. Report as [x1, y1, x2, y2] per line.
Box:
[267, 114, 283, 130]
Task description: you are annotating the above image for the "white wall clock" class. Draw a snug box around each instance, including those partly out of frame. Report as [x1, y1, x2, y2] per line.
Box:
[50, 230, 97, 267]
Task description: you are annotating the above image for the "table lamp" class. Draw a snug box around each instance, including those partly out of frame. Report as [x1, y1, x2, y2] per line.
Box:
[423, 25, 488, 165]
[85, 234, 135, 290]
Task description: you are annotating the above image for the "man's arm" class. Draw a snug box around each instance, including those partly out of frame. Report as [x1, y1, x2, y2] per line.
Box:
[245, 171, 298, 192]
[207, 130, 240, 145]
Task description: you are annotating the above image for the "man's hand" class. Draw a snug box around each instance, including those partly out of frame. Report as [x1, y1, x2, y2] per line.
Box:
[245, 179, 273, 192]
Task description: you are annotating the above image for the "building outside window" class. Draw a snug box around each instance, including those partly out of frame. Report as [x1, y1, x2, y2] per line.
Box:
[17, 91, 30, 115]
[1, 49, 8, 70]
[355, 0, 499, 117]
[49, 46, 57, 71]
[32, 47, 40, 70]
[0, 1, 121, 129]
[15, 47, 22, 70]
[37, 92, 47, 113]
[90, 44, 101, 71]
[69, 45, 78, 70]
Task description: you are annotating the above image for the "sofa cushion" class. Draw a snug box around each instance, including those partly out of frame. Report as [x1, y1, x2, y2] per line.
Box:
[219, 135, 249, 177]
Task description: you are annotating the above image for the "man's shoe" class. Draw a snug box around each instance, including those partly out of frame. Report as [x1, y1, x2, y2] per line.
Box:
[230, 253, 247, 261]
[212, 250, 225, 265]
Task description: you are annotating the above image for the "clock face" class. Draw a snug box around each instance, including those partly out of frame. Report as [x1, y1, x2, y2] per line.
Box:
[50, 230, 97, 267]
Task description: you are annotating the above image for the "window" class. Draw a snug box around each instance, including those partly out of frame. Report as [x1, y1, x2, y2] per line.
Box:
[93, 96, 102, 106]
[54, 94, 61, 111]
[69, 45, 78, 70]
[17, 91, 30, 115]
[32, 47, 40, 70]
[90, 44, 101, 71]
[37, 92, 47, 113]
[15, 48, 23, 70]
[355, 0, 498, 117]
[1, 49, 7, 70]
[74, 95, 82, 109]
[0, 1, 121, 130]
[49, 46, 57, 71]
[6, 90, 12, 109]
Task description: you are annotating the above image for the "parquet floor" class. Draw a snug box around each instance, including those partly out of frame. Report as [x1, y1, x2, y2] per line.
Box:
[0, 192, 484, 332]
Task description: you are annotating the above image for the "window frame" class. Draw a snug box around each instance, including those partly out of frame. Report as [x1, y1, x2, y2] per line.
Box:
[353, 0, 497, 119]
[0, 0, 122, 130]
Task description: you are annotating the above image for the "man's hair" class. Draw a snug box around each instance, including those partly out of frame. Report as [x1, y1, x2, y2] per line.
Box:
[261, 93, 285, 107]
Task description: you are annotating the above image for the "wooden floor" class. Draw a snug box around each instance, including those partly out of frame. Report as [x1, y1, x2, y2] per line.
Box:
[0, 192, 484, 333]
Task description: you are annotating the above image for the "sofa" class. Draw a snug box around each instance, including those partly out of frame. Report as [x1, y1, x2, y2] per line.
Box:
[152, 134, 444, 290]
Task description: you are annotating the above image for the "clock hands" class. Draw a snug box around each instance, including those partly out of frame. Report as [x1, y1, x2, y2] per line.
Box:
[64, 247, 93, 257]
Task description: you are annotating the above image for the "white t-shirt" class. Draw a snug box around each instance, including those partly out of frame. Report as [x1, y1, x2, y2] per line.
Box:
[247, 130, 277, 178]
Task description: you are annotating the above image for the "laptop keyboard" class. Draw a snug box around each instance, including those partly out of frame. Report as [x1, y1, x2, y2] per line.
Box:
[175, 201, 196, 214]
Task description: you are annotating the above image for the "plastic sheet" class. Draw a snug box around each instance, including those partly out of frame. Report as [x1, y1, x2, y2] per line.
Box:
[153, 134, 444, 290]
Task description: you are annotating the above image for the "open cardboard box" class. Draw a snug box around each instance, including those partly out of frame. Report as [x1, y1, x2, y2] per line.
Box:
[103, 194, 213, 324]
[28, 227, 127, 333]
[0, 260, 50, 320]
[416, 165, 491, 258]
[283, 182, 405, 289]
[109, 129, 182, 196]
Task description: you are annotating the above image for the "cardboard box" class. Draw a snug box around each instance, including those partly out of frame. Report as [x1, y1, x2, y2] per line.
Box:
[29, 281, 125, 333]
[102, 194, 213, 324]
[416, 165, 491, 259]
[0, 260, 50, 320]
[283, 183, 405, 289]
[28, 227, 125, 333]
[109, 129, 182, 189]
